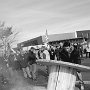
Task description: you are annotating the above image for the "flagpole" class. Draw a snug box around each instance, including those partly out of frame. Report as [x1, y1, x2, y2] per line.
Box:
[44, 29, 49, 47]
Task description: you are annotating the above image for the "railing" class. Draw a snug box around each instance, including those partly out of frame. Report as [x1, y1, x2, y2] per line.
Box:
[36, 59, 90, 90]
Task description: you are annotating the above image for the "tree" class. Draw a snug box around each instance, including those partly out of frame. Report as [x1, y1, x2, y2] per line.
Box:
[0, 22, 18, 58]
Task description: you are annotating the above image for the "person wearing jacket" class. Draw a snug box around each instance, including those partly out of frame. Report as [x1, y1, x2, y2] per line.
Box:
[59, 41, 71, 62]
[59, 41, 84, 90]
[49, 46, 55, 60]
[59, 41, 81, 64]
[28, 47, 37, 80]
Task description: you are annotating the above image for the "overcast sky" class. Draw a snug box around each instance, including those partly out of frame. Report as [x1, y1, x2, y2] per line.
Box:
[0, 0, 90, 44]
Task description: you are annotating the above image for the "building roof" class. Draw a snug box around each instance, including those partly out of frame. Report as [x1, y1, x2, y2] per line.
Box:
[42, 32, 76, 43]
[18, 32, 77, 47]
[17, 36, 43, 47]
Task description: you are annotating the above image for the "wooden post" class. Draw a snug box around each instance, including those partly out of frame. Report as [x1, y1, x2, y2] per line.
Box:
[37, 60, 90, 90]
[47, 66, 77, 90]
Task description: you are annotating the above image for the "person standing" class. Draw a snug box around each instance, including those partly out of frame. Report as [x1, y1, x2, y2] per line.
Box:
[86, 43, 90, 58]
[28, 47, 37, 80]
[42, 46, 50, 75]
[19, 50, 29, 78]
[59, 41, 84, 90]
[59, 41, 71, 62]
[49, 46, 55, 60]
[55, 46, 60, 60]
[42, 46, 50, 60]
[38, 48, 44, 59]
[71, 44, 84, 90]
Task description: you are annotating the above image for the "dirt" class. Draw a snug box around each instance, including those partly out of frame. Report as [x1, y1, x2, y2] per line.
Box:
[0, 57, 90, 90]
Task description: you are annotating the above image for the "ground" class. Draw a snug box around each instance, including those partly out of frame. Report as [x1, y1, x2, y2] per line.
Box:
[0, 57, 90, 90]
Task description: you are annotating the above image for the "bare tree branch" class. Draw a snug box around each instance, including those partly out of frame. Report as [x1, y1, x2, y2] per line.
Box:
[0, 21, 19, 57]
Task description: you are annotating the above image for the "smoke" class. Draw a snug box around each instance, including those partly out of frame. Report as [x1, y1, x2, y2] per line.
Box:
[9, 69, 46, 90]
[7, 69, 33, 90]
[8, 68, 46, 90]
[0, 63, 32, 90]
[0, 57, 47, 90]
[0, 66, 46, 90]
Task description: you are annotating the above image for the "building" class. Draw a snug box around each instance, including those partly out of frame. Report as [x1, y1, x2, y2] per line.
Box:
[17, 32, 83, 48]
[76, 30, 90, 40]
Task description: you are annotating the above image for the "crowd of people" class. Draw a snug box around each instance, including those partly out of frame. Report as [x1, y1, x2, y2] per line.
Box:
[6, 41, 86, 75]
[5, 40, 90, 90]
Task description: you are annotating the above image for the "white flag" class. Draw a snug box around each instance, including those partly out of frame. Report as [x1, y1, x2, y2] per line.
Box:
[45, 29, 49, 43]
[87, 33, 89, 38]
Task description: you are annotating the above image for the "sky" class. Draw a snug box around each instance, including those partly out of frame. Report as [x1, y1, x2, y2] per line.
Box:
[0, 0, 90, 45]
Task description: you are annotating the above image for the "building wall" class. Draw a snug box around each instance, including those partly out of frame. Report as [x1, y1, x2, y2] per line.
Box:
[76, 30, 90, 44]
[76, 30, 90, 39]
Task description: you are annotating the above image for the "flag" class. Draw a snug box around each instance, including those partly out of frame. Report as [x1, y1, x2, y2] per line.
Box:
[45, 29, 49, 43]
[87, 33, 89, 38]
[75, 31, 77, 38]
[81, 33, 83, 38]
